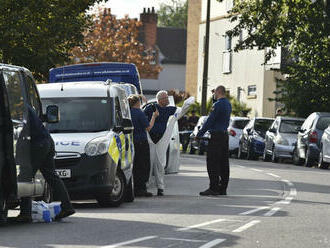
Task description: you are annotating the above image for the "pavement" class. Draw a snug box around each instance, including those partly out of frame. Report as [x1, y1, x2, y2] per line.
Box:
[1, 154, 330, 248]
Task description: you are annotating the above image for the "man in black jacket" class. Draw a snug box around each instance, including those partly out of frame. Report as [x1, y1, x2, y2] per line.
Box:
[16, 105, 75, 222]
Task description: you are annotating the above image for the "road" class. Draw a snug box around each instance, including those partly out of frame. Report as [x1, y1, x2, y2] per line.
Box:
[1, 154, 330, 248]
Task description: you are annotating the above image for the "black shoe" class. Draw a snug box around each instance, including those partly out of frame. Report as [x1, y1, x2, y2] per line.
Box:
[55, 208, 75, 220]
[157, 189, 164, 196]
[199, 188, 219, 196]
[16, 214, 32, 223]
[218, 189, 227, 195]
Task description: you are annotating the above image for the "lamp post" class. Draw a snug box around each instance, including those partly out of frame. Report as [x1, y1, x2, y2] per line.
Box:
[201, 0, 211, 115]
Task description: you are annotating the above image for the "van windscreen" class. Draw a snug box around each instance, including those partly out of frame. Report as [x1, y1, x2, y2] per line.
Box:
[42, 98, 112, 133]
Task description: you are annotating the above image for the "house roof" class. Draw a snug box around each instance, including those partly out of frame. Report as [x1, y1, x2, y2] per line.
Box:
[157, 27, 187, 64]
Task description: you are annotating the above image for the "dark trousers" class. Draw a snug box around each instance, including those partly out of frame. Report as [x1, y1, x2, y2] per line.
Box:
[20, 140, 73, 216]
[206, 132, 230, 191]
[133, 140, 150, 192]
[179, 132, 190, 153]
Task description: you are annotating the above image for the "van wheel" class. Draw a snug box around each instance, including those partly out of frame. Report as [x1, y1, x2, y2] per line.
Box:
[124, 176, 135, 203]
[293, 147, 303, 166]
[97, 170, 125, 207]
[318, 148, 329, 169]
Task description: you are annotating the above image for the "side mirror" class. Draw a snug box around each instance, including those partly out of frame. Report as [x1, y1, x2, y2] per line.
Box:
[45, 105, 59, 123]
[122, 118, 134, 134]
[246, 128, 251, 134]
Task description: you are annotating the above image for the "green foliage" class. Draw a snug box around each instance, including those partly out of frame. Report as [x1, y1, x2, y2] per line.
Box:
[158, 0, 188, 28]
[0, 0, 101, 81]
[228, 96, 251, 117]
[225, 0, 330, 118]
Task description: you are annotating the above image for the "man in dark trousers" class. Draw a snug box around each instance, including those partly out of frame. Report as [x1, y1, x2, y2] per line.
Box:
[196, 85, 232, 196]
[16, 105, 75, 222]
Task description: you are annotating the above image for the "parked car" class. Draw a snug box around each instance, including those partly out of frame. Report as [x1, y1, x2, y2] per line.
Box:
[293, 112, 330, 167]
[0, 64, 56, 221]
[238, 117, 274, 160]
[318, 125, 330, 169]
[263, 116, 305, 163]
[143, 96, 180, 174]
[228, 117, 250, 156]
[189, 116, 210, 155]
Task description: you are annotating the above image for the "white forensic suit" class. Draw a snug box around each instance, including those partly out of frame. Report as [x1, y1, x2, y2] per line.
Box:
[147, 97, 195, 190]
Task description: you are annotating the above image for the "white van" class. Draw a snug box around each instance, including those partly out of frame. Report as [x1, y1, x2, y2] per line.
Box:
[37, 81, 134, 207]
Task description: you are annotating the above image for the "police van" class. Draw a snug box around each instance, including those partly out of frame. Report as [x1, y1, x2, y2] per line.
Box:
[37, 81, 134, 207]
[1, 64, 57, 221]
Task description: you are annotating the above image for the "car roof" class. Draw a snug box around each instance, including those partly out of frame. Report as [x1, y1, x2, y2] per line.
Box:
[0, 63, 30, 73]
[315, 112, 330, 117]
[231, 117, 249, 120]
[37, 81, 111, 98]
[253, 117, 275, 120]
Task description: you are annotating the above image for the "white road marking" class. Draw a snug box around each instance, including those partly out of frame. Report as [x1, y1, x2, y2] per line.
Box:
[264, 207, 281, 217]
[290, 188, 297, 197]
[281, 179, 294, 187]
[232, 220, 261, 233]
[160, 237, 206, 243]
[198, 239, 226, 248]
[101, 236, 157, 248]
[177, 219, 227, 231]
[267, 173, 281, 178]
[239, 206, 270, 216]
[277, 197, 293, 204]
[236, 165, 246, 168]
[251, 168, 263, 172]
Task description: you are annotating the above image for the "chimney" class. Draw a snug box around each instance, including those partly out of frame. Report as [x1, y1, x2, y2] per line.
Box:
[140, 6, 158, 49]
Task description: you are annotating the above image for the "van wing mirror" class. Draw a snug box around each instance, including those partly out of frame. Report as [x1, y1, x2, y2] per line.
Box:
[122, 118, 134, 134]
[45, 105, 59, 123]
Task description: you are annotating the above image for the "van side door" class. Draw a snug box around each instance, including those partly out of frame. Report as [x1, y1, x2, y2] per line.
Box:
[2, 69, 34, 197]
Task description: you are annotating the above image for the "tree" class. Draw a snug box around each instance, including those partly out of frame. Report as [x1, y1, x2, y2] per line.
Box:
[0, 0, 100, 81]
[158, 0, 188, 28]
[225, 0, 330, 117]
[70, 9, 161, 79]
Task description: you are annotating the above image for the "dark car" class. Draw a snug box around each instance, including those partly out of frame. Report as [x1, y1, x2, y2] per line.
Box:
[238, 117, 274, 160]
[0, 63, 58, 222]
[293, 112, 330, 167]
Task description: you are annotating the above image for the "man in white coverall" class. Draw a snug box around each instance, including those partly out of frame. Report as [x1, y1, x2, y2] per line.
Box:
[144, 91, 194, 196]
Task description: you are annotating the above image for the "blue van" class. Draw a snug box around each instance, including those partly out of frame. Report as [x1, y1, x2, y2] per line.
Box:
[49, 62, 143, 94]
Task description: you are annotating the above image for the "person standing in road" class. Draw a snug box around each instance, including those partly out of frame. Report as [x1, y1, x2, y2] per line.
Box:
[128, 95, 159, 197]
[196, 86, 232, 196]
[144, 91, 177, 196]
[16, 105, 75, 222]
[187, 110, 199, 131]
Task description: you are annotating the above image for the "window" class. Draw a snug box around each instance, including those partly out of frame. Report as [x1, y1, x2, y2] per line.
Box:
[226, 0, 234, 12]
[248, 85, 257, 96]
[3, 70, 24, 121]
[25, 75, 41, 116]
[223, 35, 232, 74]
[115, 97, 123, 126]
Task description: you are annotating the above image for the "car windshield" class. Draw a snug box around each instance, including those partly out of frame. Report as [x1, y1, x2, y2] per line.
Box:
[316, 117, 330, 130]
[232, 119, 249, 129]
[42, 98, 112, 133]
[254, 119, 274, 134]
[279, 120, 304, 133]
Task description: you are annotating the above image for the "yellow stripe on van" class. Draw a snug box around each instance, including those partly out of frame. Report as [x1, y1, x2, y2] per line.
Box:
[108, 136, 120, 165]
[120, 134, 126, 168]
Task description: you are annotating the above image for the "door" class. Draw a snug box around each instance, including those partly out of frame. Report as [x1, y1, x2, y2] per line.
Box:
[2, 69, 34, 197]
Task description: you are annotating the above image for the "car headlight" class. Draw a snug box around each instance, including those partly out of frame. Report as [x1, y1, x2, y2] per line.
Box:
[276, 136, 289, 145]
[85, 136, 111, 156]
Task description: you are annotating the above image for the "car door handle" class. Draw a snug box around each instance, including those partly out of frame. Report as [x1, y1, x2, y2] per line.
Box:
[171, 138, 175, 140]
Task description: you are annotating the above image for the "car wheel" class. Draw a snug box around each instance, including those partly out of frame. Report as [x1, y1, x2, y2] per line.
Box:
[263, 148, 271, 162]
[124, 176, 135, 202]
[318, 147, 329, 169]
[271, 147, 279, 163]
[238, 143, 246, 159]
[304, 148, 314, 167]
[293, 147, 303, 166]
[97, 170, 125, 207]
